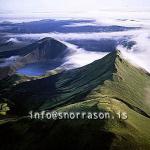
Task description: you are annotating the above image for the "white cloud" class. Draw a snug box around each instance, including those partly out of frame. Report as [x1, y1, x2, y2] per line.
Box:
[118, 31, 150, 72]
[8, 30, 140, 41]
[6, 28, 150, 73]
[63, 22, 100, 27]
[61, 42, 107, 69]
[2, 10, 150, 73]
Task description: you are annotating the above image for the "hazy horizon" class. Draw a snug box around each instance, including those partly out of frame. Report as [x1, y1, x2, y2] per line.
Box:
[0, 0, 150, 14]
[0, 0, 150, 73]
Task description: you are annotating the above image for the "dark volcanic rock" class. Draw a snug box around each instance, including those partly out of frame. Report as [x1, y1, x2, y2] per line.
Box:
[0, 37, 68, 79]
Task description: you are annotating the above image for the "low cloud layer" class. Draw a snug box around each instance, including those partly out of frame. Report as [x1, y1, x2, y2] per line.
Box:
[9, 30, 138, 41]
[61, 42, 107, 69]
[6, 28, 150, 72]
[118, 31, 150, 72]
[1, 10, 150, 72]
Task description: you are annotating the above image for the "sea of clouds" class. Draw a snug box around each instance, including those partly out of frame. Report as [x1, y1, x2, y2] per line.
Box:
[1, 10, 150, 72]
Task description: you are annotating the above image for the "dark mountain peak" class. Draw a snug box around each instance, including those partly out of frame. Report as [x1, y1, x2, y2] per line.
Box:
[0, 37, 69, 79]
[87, 49, 124, 72]
[37, 37, 63, 45]
[107, 49, 122, 61]
[111, 50, 124, 64]
[115, 49, 121, 55]
[34, 37, 67, 51]
[39, 37, 54, 42]
[114, 49, 122, 57]
[31, 37, 67, 60]
[2, 48, 150, 115]
[100, 50, 125, 68]
[0, 37, 67, 59]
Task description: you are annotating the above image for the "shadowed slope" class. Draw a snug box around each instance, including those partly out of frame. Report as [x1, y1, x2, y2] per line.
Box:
[0, 37, 68, 79]
[1, 50, 150, 117]
[0, 50, 150, 150]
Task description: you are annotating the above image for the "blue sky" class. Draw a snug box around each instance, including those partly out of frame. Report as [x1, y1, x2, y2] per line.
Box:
[0, 0, 150, 13]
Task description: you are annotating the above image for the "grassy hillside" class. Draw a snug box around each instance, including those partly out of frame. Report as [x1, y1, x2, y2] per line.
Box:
[0, 50, 150, 149]
[0, 97, 149, 150]
[1, 50, 150, 115]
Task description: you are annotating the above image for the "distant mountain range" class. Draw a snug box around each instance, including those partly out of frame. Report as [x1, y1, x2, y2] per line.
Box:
[0, 47, 150, 149]
[0, 19, 138, 34]
[0, 36, 32, 53]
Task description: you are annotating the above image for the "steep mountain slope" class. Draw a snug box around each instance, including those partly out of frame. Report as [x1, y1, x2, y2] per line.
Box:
[0, 37, 68, 79]
[0, 50, 150, 150]
[0, 37, 67, 59]
[1, 50, 150, 116]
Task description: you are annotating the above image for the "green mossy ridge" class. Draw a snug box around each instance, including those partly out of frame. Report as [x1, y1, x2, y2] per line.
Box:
[0, 50, 150, 149]
[1, 50, 149, 116]
[0, 97, 149, 150]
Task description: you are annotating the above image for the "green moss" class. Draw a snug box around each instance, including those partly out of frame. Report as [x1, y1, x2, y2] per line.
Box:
[0, 103, 10, 115]
[0, 50, 150, 149]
